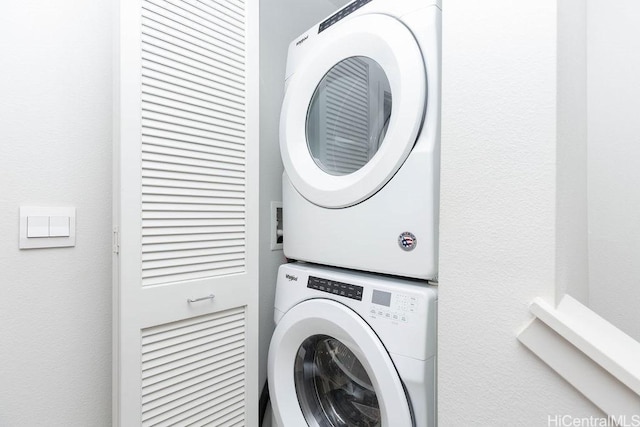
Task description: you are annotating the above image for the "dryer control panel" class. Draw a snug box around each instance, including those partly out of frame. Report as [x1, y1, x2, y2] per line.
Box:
[318, 0, 372, 33]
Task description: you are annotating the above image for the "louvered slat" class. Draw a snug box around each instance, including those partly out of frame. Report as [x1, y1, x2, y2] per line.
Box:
[144, 366, 245, 416]
[144, 380, 244, 426]
[166, 392, 245, 427]
[142, 204, 244, 213]
[141, 17, 244, 70]
[142, 103, 246, 134]
[142, 217, 245, 229]
[142, 247, 245, 265]
[141, 238, 244, 251]
[143, 211, 245, 220]
[142, 1, 245, 51]
[141, 0, 246, 287]
[143, 223, 244, 235]
[143, 0, 245, 48]
[184, 401, 244, 426]
[142, 151, 244, 173]
[142, 338, 244, 375]
[143, 239, 244, 254]
[142, 118, 245, 148]
[143, 112, 245, 142]
[142, 77, 245, 116]
[142, 56, 245, 102]
[142, 92, 245, 126]
[141, 308, 246, 426]
[143, 187, 245, 200]
[144, 359, 244, 406]
[142, 170, 244, 187]
[142, 177, 244, 192]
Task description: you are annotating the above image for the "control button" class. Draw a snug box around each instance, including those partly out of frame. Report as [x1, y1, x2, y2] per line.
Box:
[27, 216, 49, 238]
[49, 216, 70, 237]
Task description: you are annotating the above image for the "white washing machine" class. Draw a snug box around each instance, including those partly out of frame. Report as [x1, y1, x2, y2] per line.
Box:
[280, 0, 441, 280]
[268, 262, 437, 427]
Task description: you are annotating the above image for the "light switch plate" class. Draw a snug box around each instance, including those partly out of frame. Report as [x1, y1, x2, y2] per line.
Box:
[20, 206, 76, 249]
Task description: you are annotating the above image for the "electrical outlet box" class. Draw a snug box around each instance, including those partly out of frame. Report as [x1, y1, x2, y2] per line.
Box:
[270, 201, 283, 251]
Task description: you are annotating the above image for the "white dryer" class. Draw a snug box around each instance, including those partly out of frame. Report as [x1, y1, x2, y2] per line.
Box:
[268, 262, 437, 427]
[280, 0, 441, 280]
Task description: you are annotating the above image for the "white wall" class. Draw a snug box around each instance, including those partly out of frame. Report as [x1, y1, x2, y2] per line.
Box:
[439, 1, 601, 424]
[587, 0, 640, 343]
[258, 0, 350, 392]
[557, 0, 589, 306]
[0, 1, 112, 425]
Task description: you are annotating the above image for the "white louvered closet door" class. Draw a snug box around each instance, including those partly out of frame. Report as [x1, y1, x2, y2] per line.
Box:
[114, 0, 259, 425]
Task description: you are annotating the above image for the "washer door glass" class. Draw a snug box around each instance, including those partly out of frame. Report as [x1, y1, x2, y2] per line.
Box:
[294, 334, 381, 427]
[306, 57, 392, 176]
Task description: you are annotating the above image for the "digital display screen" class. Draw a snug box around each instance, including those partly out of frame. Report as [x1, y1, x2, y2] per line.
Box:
[372, 290, 391, 307]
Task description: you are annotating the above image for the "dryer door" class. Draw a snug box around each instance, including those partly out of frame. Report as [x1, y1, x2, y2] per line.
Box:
[280, 14, 427, 208]
[268, 299, 413, 427]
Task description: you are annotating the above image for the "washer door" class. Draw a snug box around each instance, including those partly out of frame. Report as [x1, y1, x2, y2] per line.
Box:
[280, 14, 427, 208]
[268, 299, 413, 427]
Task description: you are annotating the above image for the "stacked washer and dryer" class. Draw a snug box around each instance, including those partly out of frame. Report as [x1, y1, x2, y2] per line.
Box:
[268, 0, 441, 426]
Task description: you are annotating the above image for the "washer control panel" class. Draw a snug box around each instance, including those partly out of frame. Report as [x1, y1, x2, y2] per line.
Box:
[307, 276, 363, 301]
[369, 290, 419, 323]
[318, 0, 372, 33]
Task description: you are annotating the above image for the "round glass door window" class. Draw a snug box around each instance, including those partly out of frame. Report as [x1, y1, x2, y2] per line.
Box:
[306, 57, 392, 176]
[294, 335, 381, 427]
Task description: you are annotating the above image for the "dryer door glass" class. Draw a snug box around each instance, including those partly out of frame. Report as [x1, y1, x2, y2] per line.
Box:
[306, 57, 392, 176]
[294, 334, 381, 427]
[279, 13, 427, 208]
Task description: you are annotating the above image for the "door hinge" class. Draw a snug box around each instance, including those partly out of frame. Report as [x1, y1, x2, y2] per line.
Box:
[112, 226, 120, 254]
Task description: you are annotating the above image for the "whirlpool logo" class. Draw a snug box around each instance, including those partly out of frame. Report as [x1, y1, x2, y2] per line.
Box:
[285, 274, 298, 282]
[295, 35, 308, 46]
